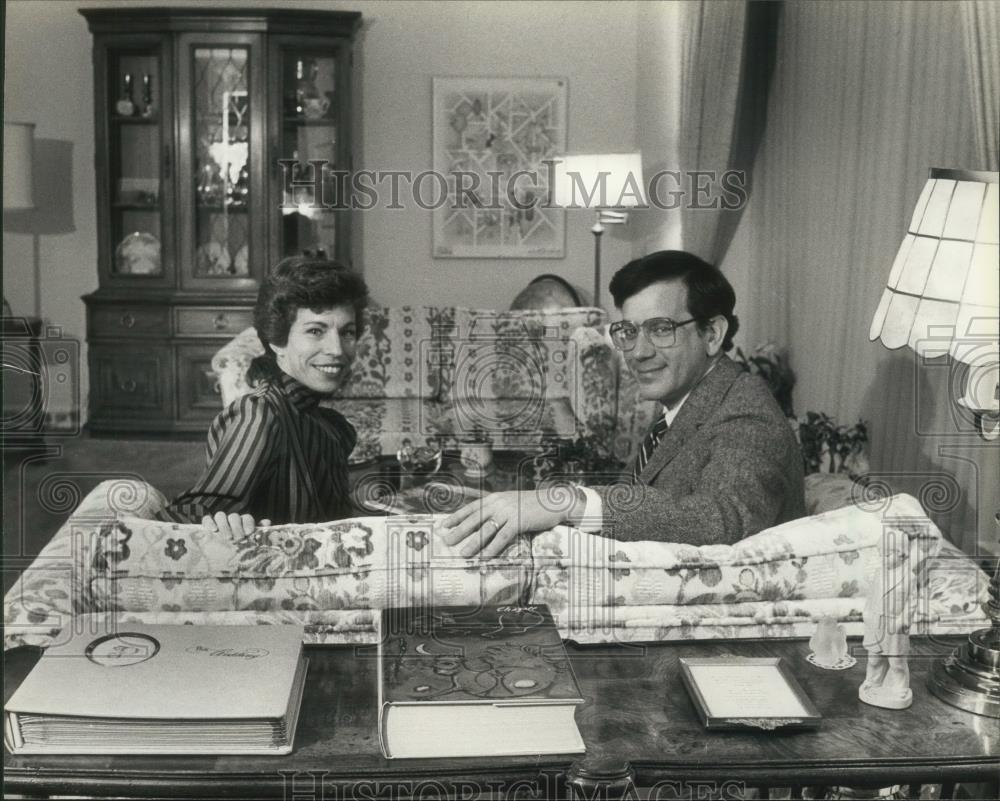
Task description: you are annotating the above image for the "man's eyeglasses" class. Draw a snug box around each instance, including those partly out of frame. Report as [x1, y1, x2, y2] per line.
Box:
[609, 317, 699, 351]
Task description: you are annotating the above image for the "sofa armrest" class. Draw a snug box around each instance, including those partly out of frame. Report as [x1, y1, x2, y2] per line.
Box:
[529, 493, 989, 643]
[3, 480, 168, 650]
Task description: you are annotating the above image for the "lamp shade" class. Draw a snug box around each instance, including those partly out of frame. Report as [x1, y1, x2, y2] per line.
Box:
[551, 152, 646, 209]
[870, 168, 999, 365]
[4, 121, 35, 210]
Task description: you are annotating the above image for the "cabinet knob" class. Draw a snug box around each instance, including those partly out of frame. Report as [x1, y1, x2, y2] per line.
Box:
[120, 378, 138, 394]
[120, 312, 136, 329]
[213, 313, 228, 331]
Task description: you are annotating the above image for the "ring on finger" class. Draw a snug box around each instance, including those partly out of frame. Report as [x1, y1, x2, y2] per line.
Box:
[483, 518, 500, 531]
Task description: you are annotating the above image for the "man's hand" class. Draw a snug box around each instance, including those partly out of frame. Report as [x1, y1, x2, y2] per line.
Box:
[436, 488, 582, 559]
[201, 511, 272, 541]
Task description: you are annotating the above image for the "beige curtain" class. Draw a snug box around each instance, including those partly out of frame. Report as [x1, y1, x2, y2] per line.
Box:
[633, 0, 749, 262]
[723, 1, 998, 554]
[962, 0, 1000, 171]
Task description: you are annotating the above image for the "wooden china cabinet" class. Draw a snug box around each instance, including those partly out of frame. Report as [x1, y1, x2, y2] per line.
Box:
[81, 8, 361, 434]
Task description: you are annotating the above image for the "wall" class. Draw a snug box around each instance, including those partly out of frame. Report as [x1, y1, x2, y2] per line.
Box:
[3, 0, 640, 421]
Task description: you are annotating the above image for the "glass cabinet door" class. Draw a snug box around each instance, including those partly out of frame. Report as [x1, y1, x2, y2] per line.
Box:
[270, 38, 351, 266]
[100, 37, 173, 285]
[177, 33, 265, 290]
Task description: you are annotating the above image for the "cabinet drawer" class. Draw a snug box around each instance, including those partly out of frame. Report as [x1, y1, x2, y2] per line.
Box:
[176, 307, 254, 336]
[89, 345, 173, 420]
[90, 305, 171, 337]
[177, 344, 225, 421]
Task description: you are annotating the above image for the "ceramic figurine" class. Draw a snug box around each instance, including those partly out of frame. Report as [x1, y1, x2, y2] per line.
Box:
[859, 528, 914, 709]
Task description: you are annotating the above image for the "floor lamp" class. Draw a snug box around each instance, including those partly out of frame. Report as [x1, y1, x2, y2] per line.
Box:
[869, 167, 999, 717]
[551, 153, 645, 307]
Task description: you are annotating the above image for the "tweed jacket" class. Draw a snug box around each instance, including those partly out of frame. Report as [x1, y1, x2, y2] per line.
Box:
[595, 355, 806, 546]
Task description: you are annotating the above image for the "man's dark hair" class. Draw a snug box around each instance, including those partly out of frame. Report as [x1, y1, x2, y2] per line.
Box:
[608, 250, 740, 351]
[248, 255, 369, 385]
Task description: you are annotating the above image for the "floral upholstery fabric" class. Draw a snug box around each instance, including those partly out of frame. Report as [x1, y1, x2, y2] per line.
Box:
[4, 481, 990, 649]
[4, 482, 531, 649]
[437, 307, 606, 403]
[88, 514, 531, 615]
[529, 492, 990, 642]
[568, 325, 658, 462]
[212, 306, 607, 456]
[544, 580, 988, 644]
[530, 494, 943, 609]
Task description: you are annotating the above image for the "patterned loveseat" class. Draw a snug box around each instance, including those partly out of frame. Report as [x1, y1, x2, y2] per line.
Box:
[212, 305, 608, 462]
[8, 308, 988, 651]
[4, 478, 990, 650]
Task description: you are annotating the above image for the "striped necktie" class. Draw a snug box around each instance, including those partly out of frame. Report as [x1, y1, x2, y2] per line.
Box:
[631, 416, 670, 483]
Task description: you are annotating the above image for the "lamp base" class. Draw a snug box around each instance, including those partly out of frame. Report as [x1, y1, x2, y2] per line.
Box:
[927, 626, 1000, 717]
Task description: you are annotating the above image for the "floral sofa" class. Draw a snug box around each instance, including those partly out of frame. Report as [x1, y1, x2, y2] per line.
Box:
[212, 305, 608, 462]
[7, 309, 988, 651]
[4, 477, 989, 650]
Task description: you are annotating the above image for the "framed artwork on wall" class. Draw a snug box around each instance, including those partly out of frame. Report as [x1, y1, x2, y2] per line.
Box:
[432, 76, 567, 259]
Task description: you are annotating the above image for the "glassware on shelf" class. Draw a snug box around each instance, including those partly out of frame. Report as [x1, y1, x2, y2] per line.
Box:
[141, 74, 154, 117]
[116, 73, 136, 117]
[118, 178, 160, 206]
[115, 231, 161, 275]
[293, 59, 307, 116]
[295, 58, 328, 119]
[195, 241, 231, 275]
[230, 163, 249, 207]
[233, 244, 249, 275]
[197, 163, 225, 206]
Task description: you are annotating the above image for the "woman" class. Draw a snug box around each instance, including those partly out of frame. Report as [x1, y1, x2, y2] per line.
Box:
[159, 255, 368, 538]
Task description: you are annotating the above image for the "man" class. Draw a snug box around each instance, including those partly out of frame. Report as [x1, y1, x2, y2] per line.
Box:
[159, 255, 368, 539]
[439, 250, 805, 556]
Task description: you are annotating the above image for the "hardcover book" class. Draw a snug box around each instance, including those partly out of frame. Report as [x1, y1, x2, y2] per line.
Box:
[377, 604, 586, 759]
[4, 624, 308, 755]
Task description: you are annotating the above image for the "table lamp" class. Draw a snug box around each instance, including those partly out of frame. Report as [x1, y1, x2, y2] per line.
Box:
[551, 153, 645, 307]
[869, 167, 999, 718]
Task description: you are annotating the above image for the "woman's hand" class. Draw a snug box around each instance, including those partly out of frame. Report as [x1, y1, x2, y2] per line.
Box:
[201, 511, 272, 541]
[435, 490, 576, 559]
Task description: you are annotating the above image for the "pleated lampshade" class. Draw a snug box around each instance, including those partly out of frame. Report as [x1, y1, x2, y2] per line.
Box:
[870, 168, 999, 420]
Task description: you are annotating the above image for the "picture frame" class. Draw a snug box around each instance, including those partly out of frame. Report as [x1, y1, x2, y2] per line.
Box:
[432, 76, 567, 259]
[679, 657, 822, 731]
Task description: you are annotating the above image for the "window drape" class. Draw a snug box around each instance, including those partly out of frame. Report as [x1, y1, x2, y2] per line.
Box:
[721, 1, 997, 554]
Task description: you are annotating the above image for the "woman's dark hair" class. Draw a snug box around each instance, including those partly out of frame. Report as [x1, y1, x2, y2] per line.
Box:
[608, 250, 740, 351]
[247, 255, 369, 385]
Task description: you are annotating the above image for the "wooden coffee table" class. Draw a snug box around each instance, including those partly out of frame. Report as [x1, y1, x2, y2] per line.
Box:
[4, 637, 998, 799]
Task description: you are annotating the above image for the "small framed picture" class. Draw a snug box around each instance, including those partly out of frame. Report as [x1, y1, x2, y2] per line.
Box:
[679, 657, 822, 731]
